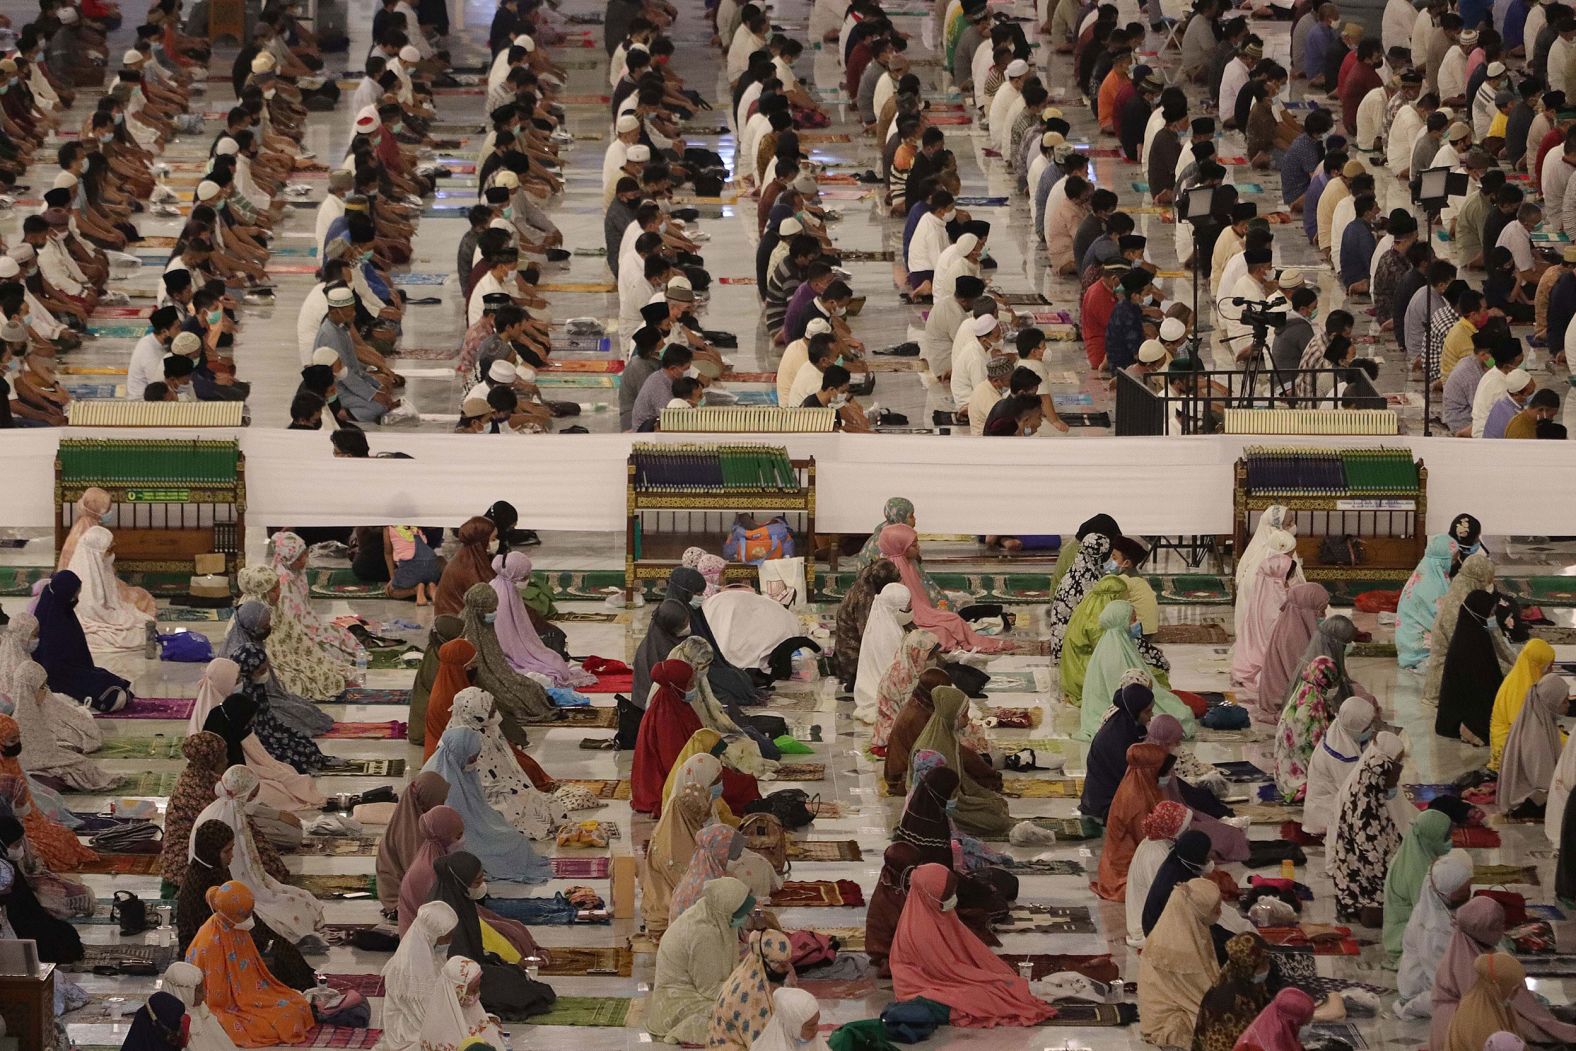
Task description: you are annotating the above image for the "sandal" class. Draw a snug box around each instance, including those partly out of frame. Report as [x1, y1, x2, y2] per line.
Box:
[579, 736, 617, 750]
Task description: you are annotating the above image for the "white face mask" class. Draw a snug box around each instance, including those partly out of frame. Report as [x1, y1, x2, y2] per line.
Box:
[469, 881, 488, 900]
[689, 595, 703, 608]
[893, 608, 915, 625]
[829, 393, 848, 408]
[234, 916, 256, 931]
[938, 894, 957, 913]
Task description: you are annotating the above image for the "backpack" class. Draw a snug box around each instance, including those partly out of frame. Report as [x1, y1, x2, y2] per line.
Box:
[789, 930, 838, 969]
[739, 812, 789, 876]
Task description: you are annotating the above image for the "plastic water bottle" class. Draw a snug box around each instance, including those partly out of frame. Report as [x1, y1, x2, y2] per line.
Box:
[354, 651, 369, 686]
[1017, 959, 1034, 983]
[144, 621, 159, 660]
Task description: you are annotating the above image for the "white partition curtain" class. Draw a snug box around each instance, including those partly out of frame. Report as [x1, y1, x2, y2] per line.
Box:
[3, 428, 1574, 537]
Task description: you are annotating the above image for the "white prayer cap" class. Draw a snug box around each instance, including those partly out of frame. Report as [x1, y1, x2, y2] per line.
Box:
[9, 244, 34, 265]
[57, 6, 78, 22]
[195, 180, 221, 201]
[52, 171, 78, 189]
[399, 44, 422, 63]
[1159, 317, 1187, 341]
[0, 257, 18, 279]
[514, 33, 536, 51]
[1504, 367, 1533, 391]
[973, 314, 999, 336]
[1138, 339, 1168, 363]
[251, 51, 276, 73]
[326, 287, 356, 308]
[616, 114, 640, 133]
[779, 217, 804, 237]
[1006, 58, 1029, 77]
[494, 170, 520, 189]
[123, 49, 144, 65]
[954, 233, 979, 256]
[806, 318, 833, 337]
[488, 359, 517, 382]
[354, 106, 381, 133]
[312, 346, 340, 366]
[215, 138, 240, 156]
[171, 331, 202, 356]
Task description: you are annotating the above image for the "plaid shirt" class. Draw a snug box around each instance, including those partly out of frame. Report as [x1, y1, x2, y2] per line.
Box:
[1295, 330, 1330, 402]
[1371, 249, 1410, 329]
[1426, 304, 1460, 382]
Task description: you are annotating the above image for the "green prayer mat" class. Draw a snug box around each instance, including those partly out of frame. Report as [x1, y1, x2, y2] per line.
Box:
[111, 770, 180, 795]
[98, 736, 187, 760]
[505, 996, 632, 1027]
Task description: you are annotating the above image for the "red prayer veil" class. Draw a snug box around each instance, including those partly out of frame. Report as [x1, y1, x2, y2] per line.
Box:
[890, 863, 1054, 1028]
[630, 659, 702, 814]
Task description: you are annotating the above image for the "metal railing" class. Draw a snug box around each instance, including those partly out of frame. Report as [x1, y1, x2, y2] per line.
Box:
[1115, 366, 1387, 436]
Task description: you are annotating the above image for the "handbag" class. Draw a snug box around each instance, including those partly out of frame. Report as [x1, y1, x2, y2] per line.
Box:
[744, 789, 817, 831]
[739, 812, 790, 875]
[158, 630, 214, 662]
[109, 890, 149, 936]
[1316, 535, 1366, 566]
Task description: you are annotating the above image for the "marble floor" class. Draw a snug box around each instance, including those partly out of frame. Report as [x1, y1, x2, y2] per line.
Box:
[0, 524, 1569, 1051]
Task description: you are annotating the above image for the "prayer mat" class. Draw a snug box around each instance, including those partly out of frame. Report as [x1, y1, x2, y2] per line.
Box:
[1259, 929, 1362, 957]
[954, 195, 1010, 206]
[1350, 641, 1397, 658]
[388, 346, 458, 360]
[539, 281, 616, 293]
[556, 778, 632, 800]
[308, 570, 392, 598]
[764, 692, 825, 712]
[993, 904, 1096, 934]
[981, 706, 1042, 729]
[999, 776, 1084, 798]
[539, 944, 634, 976]
[998, 953, 1120, 982]
[1517, 954, 1576, 976]
[979, 816, 1098, 842]
[296, 874, 378, 899]
[1044, 1002, 1137, 1026]
[1214, 760, 1271, 783]
[322, 721, 408, 739]
[584, 668, 633, 694]
[1155, 574, 1234, 603]
[772, 762, 826, 781]
[1297, 976, 1392, 1000]
[340, 688, 409, 706]
[508, 996, 631, 1027]
[100, 696, 195, 720]
[1001, 858, 1086, 876]
[797, 977, 878, 999]
[551, 856, 611, 879]
[366, 647, 421, 669]
[787, 839, 863, 862]
[98, 736, 186, 759]
[300, 1026, 382, 1048]
[1453, 826, 1502, 848]
[324, 974, 386, 997]
[1306, 1022, 1369, 1049]
[319, 758, 406, 777]
[157, 606, 233, 621]
[1151, 622, 1231, 645]
[985, 670, 1038, 692]
[1060, 412, 1113, 428]
[296, 836, 379, 857]
[809, 800, 846, 819]
[772, 880, 867, 907]
[838, 249, 895, 262]
[1404, 783, 1459, 806]
[63, 943, 177, 973]
[111, 771, 181, 796]
[995, 292, 1052, 306]
[554, 610, 624, 622]
[529, 706, 618, 728]
[1244, 840, 1306, 868]
[1474, 863, 1540, 886]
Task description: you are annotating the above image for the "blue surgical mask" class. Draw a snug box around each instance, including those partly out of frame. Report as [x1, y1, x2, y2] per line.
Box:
[207, 309, 223, 325]
[709, 783, 723, 799]
[1128, 622, 1144, 639]
[1157, 774, 1171, 787]
[1355, 729, 1374, 744]
[1103, 559, 1118, 573]
[944, 799, 957, 813]
[1385, 787, 1399, 800]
